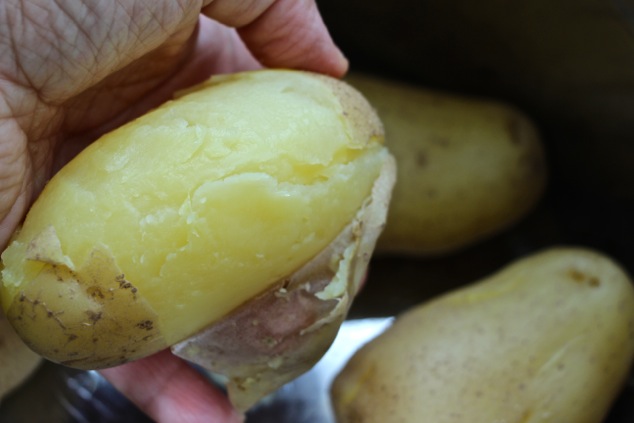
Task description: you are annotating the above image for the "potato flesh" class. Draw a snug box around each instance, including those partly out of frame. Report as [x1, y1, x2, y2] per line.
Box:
[331, 248, 634, 423]
[0, 70, 388, 367]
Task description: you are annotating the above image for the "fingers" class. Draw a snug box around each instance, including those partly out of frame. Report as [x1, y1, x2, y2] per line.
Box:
[1, 0, 200, 103]
[100, 350, 244, 423]
[203, 0, 348, 77]
[0, 118, 30, 249]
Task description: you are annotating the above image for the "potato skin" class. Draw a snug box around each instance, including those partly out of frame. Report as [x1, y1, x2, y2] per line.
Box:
[331, 248, 634, 423]
[346, 73, 547, 256]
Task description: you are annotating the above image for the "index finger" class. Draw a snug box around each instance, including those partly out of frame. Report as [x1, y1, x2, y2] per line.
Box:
[202, 0, 348, 77]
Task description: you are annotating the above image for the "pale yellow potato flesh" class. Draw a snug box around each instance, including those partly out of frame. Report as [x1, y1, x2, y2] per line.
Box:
[345, 73, 547, 256]
[331, 248, 634, 423]
[0, 69, 392, 370]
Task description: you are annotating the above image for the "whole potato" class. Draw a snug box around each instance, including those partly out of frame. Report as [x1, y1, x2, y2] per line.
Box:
[346, 73, 547, 255]
[0, 69, 396, 410]
[331, 248, 634, 423]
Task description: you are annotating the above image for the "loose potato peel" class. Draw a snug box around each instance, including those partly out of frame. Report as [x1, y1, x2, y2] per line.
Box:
[173, 155, 396, 410]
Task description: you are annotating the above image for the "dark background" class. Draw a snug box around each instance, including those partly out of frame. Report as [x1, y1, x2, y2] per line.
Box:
[318, 0, 634, 420]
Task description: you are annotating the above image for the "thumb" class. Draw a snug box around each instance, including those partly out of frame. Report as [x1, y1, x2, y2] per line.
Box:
[202, 0, 348, 77]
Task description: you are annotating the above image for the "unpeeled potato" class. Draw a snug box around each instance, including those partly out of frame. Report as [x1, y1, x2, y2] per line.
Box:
[331, 248, 634, 423]
[345, 73, 547, 256]
[0, 69, 396, 410]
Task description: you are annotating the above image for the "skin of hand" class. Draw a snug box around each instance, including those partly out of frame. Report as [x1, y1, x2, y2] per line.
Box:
[0, 1, 348, 422]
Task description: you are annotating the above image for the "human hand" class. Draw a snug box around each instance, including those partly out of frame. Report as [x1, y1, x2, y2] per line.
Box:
[0, 1, 347, 421]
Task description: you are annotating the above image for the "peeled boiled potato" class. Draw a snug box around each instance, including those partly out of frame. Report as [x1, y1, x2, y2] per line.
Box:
[345, 73, 547, 255]
[0, 69, 396, 410]
[331, 248, 634, 423]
